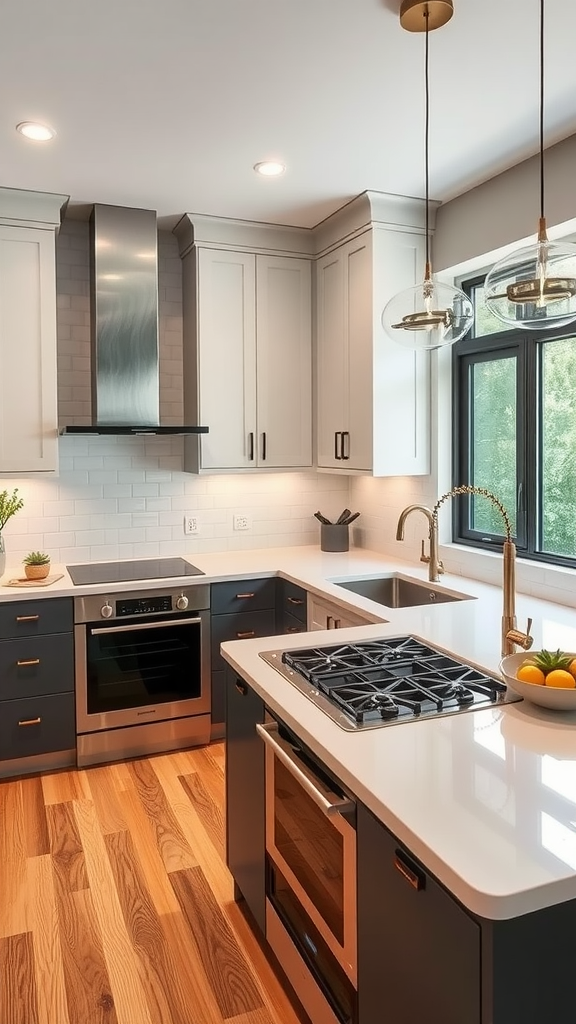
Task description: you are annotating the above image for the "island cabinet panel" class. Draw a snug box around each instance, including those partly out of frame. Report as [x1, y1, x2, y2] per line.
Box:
[484, 898, 576, 1024]
[225, 670, 266, 935]
[357, 802, 481, 1024]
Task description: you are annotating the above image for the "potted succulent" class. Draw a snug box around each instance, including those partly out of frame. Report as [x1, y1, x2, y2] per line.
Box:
[23, 551, 51, 581]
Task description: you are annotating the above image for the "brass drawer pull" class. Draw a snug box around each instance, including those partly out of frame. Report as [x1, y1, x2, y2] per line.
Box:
[18, 717, 42, 727]
[17, 659, 40, 667]
[287, 597, 304, 606]
[235, 679, 248, 696]
[286, 626, 302, 633]
[394, 852, 425, 891]
[15, 615, 40, 623]
[236, 630, 256, 639]
[235, 593, 256, 600]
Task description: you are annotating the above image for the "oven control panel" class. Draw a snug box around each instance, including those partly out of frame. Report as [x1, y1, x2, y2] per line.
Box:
[116, 595, 173, 617]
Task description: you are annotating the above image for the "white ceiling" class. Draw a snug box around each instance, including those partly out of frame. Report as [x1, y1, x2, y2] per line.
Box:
[2, 0, 576, 229]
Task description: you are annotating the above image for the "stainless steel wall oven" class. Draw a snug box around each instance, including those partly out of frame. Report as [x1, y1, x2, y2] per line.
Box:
[75, 584, 210, 766]
[257, 718, 357, 1024]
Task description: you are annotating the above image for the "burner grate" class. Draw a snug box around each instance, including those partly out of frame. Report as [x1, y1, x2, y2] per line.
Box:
[281, 636, 506, 725]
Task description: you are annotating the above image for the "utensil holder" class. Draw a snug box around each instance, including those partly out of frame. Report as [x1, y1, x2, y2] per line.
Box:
[320, 523, 349, 552]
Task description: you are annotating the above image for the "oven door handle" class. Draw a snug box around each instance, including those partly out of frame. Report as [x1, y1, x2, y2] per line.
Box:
[256, 722, 355, 819]
[90, 617, 202, 636]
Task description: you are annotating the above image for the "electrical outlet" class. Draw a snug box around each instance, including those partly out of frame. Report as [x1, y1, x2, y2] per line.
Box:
[233, 513, 251, 531]
[184, 514, 199, 535]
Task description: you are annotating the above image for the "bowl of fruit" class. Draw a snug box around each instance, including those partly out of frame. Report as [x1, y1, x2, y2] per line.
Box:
[499, 648, 576, 711]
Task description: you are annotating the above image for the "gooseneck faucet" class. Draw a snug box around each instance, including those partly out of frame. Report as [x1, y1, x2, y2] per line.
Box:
[396, 485, 532, 657]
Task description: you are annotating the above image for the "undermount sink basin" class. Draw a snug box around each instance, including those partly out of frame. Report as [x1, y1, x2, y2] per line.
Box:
[332, 574, 475, 609]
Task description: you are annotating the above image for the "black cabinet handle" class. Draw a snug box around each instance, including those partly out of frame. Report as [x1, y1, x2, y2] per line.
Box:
[334, 431, 342, 460]
[235, 679, 248, 696]
[248, 432, 255, 461]
[394, 850, 426, 891]
[262, 432, 267, 461]
[342, 431, 350, 460]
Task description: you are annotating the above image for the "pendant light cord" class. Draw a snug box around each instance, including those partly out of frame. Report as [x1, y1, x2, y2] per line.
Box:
[539, 0, 545, 221]
[424, 7, 430, 268]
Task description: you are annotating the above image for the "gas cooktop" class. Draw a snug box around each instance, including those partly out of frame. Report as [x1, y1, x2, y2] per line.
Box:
[259, 635, 520, 730]
[66, 557, 204, 586]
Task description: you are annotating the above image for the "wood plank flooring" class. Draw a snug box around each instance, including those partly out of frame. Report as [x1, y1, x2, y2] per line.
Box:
[0, 744, 304, 1024]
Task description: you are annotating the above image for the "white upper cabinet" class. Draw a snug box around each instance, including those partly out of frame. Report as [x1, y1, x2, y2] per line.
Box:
[255, 255, 312, 469]
[0, 189, 67, 474]
[315, 193, 432, 477]
[176, 215, 312, 473]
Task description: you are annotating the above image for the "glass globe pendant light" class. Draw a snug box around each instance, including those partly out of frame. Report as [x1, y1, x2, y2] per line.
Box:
[484, 0, 576, 331]
[382, 0, 473, 352]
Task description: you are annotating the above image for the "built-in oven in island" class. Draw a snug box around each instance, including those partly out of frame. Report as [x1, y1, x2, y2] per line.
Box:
[75, 584, 210, 767]
[257, 718, 358, 1024]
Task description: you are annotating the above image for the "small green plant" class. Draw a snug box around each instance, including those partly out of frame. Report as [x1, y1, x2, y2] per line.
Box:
[23, 551, 51, 566]
[0, 488, 24, 530]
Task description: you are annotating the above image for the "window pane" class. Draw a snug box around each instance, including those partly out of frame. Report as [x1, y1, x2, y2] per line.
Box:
[541, 337, 576, 557]
[470, 357, 517, 536]
[471, 283, 511, 338]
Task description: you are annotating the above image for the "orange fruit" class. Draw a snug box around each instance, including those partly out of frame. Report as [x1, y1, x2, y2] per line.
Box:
[568, 659, 576, 680]
[516, 664, 546, 685]
[544, 669, 576, 689]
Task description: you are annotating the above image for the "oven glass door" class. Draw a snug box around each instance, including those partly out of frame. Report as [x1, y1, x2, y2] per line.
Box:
[258, 722, 357, 985]
[86, 614, 203, 715]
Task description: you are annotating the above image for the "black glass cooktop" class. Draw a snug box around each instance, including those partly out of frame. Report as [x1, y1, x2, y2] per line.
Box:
[66, 557, 204, 586]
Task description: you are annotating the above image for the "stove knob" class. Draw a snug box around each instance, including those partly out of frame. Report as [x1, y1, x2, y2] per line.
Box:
[176, 594, 189, 611]
[100, 601, 113, 619]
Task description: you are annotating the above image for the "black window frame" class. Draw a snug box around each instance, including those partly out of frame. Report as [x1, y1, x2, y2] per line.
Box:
[452, 273, 576, 569]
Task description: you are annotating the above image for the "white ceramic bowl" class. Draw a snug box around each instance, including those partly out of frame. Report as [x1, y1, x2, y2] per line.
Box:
[499, 652, 576, 712]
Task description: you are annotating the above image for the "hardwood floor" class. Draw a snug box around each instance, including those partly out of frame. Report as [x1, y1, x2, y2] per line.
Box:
[0, 745, 304, 1024]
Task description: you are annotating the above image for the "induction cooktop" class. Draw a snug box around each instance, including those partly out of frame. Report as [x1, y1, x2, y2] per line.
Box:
[66, 557, 205, 586]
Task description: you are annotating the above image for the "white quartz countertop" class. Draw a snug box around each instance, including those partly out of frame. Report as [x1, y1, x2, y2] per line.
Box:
[3, 543, 576, 921]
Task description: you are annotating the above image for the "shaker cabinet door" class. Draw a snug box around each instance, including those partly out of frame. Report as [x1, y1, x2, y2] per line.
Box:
[256, 255, 312, 468]
[0, 225, 59, 473]
[196, 248, 257, 470]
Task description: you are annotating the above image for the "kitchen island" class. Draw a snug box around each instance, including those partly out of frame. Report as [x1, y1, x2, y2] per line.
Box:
[220, 569, 576, 1024]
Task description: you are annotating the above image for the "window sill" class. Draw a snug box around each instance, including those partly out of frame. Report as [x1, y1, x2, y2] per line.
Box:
[439, 541, 576, 611]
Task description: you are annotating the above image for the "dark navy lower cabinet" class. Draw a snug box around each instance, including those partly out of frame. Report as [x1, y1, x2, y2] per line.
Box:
[357, 802, 481, 1024]
[225, 669, 266, 935]
[357, 802, 576, 1024]
[0, 596, 75, 776]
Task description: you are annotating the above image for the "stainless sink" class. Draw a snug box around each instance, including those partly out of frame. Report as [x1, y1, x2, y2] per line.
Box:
[332, 574, 475, 609]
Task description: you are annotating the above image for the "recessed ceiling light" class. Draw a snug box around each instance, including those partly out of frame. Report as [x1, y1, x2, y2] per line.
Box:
[16, 121, 56, 142]
[254, 161, 286, 178]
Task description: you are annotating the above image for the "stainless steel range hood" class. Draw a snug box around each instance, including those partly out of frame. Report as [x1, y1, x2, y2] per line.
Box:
[61, 204, 208, 436]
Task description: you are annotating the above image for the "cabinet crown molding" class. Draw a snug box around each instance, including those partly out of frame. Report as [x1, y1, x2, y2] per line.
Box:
[0, 187, 68, 230]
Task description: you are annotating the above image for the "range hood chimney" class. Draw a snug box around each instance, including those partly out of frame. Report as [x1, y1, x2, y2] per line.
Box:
[62, 203, 208, 436]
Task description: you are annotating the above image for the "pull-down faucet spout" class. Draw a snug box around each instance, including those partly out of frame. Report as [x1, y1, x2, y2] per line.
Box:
[396, 485, 531, 657]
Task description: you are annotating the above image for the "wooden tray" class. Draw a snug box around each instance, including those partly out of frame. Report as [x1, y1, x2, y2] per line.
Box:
[2, 574, 65, 588]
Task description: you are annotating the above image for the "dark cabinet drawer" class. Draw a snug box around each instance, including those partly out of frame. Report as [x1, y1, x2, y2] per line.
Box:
[357, 803, 481, 1024]
[0, 692, 76, 760]
[0, 633, 74, 700]
[282, 611, 307, 636]
[211, 578, 276, 615]
[277, 580, 307, 624]
[0, 597, 74, 639]
[211, 609, 276, 674]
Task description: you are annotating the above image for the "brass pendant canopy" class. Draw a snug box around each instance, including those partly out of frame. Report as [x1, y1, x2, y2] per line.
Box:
[399, 0, 454, 32]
